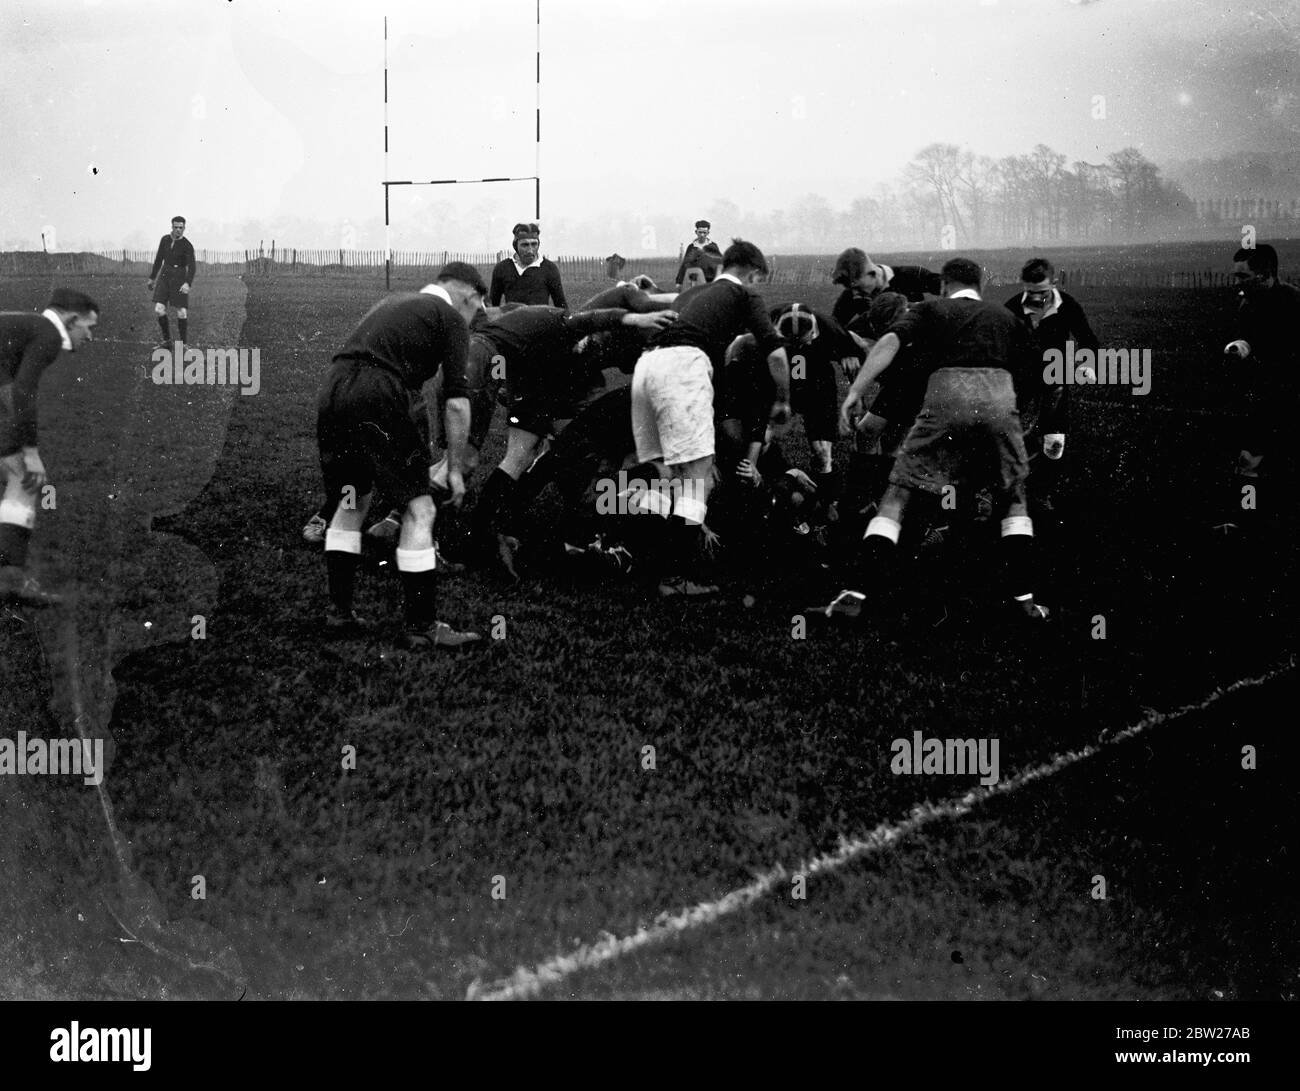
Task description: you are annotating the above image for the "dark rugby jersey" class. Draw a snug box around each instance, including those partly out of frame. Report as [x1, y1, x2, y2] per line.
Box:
[675, 241, 723, 285]
[649, 277, 783, 369]
[332, 292, 470, 397]
[477, 305, 629, 371]
[1004, 289, 1099, 434]
[579, 284, 674, 313]
[1233, 281, 1300, 370]
[150, 235, 197, 283]
[887, 295, 1041, 407]
[832, 285, 874, 329]
[489, 258, 567, 308]
[883, 265, 941, 302]
[0, 312, 66, 449]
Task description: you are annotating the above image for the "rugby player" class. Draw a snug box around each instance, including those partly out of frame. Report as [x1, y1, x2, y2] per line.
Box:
[315, 262, 487, 648]
[148, 216, 196, 347]
[631, 238, 790, 598]
[489, 223, 567, 308]
[675, 220, 724, 290]
[821, 258, 1049, 623]
[0, 289, 100, 605]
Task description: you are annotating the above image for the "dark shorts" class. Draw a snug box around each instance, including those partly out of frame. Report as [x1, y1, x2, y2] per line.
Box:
[152, 272, 190, 308]
[889, 367, 1028, 498]
[316, 360, 431, 510]
[716, 355, 839, 443]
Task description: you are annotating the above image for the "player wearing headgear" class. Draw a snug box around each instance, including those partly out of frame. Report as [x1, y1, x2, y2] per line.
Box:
[468, 302, 676, 579]
[631, 238, 790, 598]
[148, 216, 195, 347]
[719, 302, 860, 502]
[675, 220, 724, 290]
[489, 223, 567, 308]
[315, 262, 488, 648]
[0, 288, 100, 605]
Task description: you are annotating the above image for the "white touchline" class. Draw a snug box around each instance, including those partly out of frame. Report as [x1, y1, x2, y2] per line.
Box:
[468, 658, 1295, 1002]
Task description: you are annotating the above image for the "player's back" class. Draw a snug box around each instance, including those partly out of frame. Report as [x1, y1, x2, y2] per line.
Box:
[0, 312, 60, 383]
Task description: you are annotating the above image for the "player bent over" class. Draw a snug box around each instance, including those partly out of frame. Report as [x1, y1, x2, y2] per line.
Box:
[0, 289, 100, 605]
[316, 262, 487, 648]
[820, 258, 1049, 623]
[631, 239, 790, 598]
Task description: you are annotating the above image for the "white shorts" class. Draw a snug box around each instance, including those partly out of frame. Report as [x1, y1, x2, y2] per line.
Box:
[630, 345, 715, 466]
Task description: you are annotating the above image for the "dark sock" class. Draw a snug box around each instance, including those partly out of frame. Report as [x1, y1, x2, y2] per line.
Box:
[0, 524, 31, 568]
[813, 469, 837, 510]
[857, 532, 896, 591]
[325, 551, 359, 612]
[177, 318, 188, 343]
[401, 569, 438, 630]
[1001, 534, 1035, 600]
[473, 468, 517, 545]
[670, 515, 701, 578]
[157, 315, 171, 342]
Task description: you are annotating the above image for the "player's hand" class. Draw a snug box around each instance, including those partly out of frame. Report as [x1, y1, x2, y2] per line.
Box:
[179, 283, 190, 294]
[840, 355, 862, 379]
[21, 449, 46, 492]
[1043, 433, 1066, 460]
[840, 391, 864, 435]
[0, 451, 25, 486]
[736, 459, 762, 487]
[700, 524, 722, 556]
[146, 280, 154, 290]
[446, 467, 466, 509]
[1224, 339, 1251, 359]
[623, 310, 675, 331]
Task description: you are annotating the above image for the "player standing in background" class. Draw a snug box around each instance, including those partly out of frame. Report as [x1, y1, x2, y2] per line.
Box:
[1005, 256, 1099, 513]
[675, 220, 724, 290]
[822, 258, 1049, 623]
[148, 216, 196, 347]
[315, 262, 487, 649]
[632, 238, 790, 598]
[0, 289, 100, 606]
[489, 223, 567, 308]
[1223, 243, 1300, 494]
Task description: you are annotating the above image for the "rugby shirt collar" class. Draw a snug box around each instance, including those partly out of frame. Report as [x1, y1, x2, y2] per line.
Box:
[41, 308, 73, 350]
[715, 272, 743, 286]
[949, 288, 981, 301]
[419, 284, 453, 305]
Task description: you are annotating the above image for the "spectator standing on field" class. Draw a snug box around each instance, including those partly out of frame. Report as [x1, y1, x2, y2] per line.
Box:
[675, 220, 724, 290]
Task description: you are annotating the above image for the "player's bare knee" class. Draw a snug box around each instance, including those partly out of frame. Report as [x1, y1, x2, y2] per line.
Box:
[153, 303, 166, 316]
[176, 308, 187, 319]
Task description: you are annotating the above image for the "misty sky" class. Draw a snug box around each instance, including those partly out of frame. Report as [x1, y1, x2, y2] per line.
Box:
[2, 0, 1297, 252]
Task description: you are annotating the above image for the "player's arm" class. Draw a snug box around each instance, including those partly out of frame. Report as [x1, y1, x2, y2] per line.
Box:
[546, 262, 568, 310]
[9, 335, 61, 490]
[181, 240, 196, 292]
[489, 264, 505, 308]
[841, 333, 901, 431]
[674, 251, 689, 289]
[439, 319, 473, 505]
[1066, 297, 1099, 353]
[744, 294, 790, 427]
[148, 237, 166, 285]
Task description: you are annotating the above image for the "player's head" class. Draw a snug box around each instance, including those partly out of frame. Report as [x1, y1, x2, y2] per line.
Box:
[629, 273, 660, 292]
[605, 252, 626, 280]
[435, 260, 489, 322]
[722, 239, 768, 283]
[832, 247, 868, 289]
[1232, 244, 1278, 296]
[512, 222, 541, 263]
[863, 291, 908, 340]
[940, 257, 982, 295]
[170, 216, 186, 239]
[47, 287, 100, 349]
[1019, 257, 1055, 310]
[774, 302, 819, 346]
[694, 219, 711, 243]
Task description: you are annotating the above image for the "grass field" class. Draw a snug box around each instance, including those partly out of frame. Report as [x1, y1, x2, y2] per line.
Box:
[0, 262, 1296, 1001]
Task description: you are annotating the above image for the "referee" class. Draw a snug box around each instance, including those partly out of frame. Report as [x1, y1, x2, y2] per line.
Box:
[316, 262, 488, 649]
[148, 216, 196, 346]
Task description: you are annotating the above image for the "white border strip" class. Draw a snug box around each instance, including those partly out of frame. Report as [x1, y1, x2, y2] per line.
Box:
[468, 658, 1295, 1001]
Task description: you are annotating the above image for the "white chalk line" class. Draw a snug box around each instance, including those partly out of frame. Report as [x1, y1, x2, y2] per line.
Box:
[468, 657, 1296, 1001]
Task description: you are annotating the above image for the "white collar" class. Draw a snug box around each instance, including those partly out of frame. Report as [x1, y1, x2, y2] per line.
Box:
[42, 308, 73, 350]
[715, 272, 743, 286]
[512, 254, 541, 275]
[693, 238, 711, 248]
[419, 284, 453, 305]
[878, 263, 894, 286]
[949, 288, 981, 301]
[1021, 287, 1062, 319]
